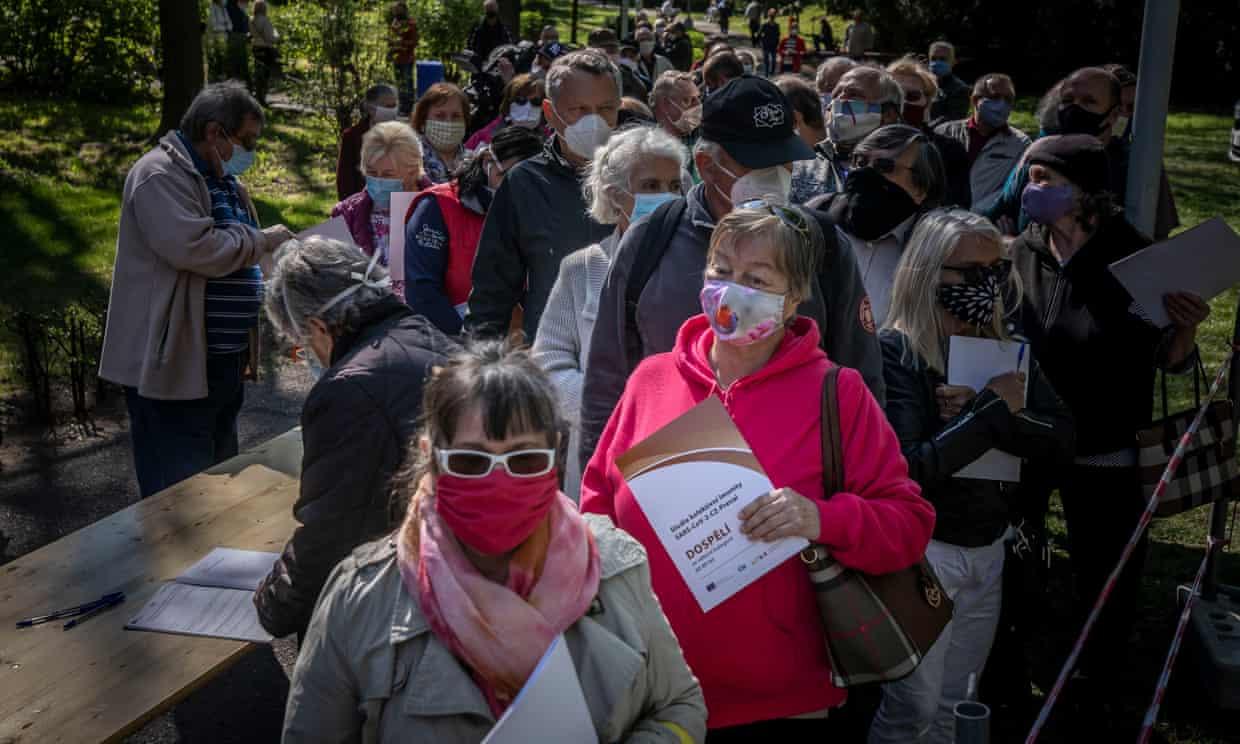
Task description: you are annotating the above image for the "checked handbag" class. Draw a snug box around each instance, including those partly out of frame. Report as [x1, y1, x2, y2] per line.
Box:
[1139, 356, 1239, 517]
[801, 366, 953, 687]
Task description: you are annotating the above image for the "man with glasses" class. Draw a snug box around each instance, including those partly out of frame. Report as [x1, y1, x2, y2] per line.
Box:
[934, 73, 1032, 212]
[101, 82, 295, 498]
[578, 75, 884, 470]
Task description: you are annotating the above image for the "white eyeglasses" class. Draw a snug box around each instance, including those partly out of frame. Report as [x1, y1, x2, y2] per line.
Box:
[435, 448, 557, 479]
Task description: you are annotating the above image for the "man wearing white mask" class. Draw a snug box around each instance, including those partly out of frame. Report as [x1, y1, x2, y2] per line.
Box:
[578, 75, 884, 467]
[634, 26, 673, 91]
[466, 50, 618, 340]
[807, 65, 905, 197]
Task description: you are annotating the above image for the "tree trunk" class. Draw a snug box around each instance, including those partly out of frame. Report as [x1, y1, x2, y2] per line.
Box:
[571, 0, 580, 44]
[158, 0, 206, 134]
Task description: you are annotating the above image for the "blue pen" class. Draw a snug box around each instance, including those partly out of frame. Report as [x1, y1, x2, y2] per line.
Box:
[1017, 342, 1027, 371]
[16, 591, 125, 628]
[62, 594, 125, 631]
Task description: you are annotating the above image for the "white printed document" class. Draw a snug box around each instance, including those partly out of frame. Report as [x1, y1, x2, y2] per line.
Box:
[482, 635, 598, 744]
[125, 547, 279, 643]
[617, 396, 808, 613]
[295, 216, 352, 244]
[388, 191, 417, 301]
[947, 336, 1030, 482]
[1109, 217, 1240, 327]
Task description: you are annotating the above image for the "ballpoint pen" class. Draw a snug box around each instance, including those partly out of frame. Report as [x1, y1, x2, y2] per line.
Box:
[62, 594, 126, 631]
[15, 591, 126, 628]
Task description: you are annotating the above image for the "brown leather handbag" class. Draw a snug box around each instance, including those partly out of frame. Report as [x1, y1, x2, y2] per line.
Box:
[801, 366, 953, 687]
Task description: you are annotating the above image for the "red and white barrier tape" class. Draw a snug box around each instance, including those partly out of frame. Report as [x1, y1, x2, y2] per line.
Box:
[1135, 536, 1220, 744]
[1025, 348, 1235, 743]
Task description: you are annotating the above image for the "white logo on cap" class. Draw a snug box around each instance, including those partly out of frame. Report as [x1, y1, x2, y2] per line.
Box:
[753, 103, 785, 128]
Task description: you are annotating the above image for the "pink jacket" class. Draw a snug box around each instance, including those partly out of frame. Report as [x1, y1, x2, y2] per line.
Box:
[330, 177, 434, 256]
[580, 315, 934, 728]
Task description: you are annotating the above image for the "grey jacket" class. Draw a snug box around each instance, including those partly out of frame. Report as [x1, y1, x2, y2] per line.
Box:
[577, 183, 885, 468]
[283, 514, 707, 744]
[531, 234, 619, 501]
[934, 118, 1031, 213]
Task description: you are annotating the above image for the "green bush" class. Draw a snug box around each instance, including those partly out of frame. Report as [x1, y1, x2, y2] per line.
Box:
[410, 0, 480, 61]
[0, 0, 159, 102]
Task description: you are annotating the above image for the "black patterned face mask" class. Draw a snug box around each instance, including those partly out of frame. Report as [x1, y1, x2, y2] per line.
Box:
[938, 271, 1001, 328]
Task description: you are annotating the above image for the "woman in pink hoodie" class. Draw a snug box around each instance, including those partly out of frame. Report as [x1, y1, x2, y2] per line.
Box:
[580, 201, 936, 739]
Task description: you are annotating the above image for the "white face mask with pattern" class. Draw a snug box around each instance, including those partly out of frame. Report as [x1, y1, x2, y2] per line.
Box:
[424, 119, 466, 151]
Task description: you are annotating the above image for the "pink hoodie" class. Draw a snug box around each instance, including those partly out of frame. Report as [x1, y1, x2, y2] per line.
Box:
[580, 315, 934, 728]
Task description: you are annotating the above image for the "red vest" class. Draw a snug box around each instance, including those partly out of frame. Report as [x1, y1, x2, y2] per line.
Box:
[404, 181, 484, 308]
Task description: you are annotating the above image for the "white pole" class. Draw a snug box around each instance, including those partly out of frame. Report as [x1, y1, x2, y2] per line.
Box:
[1125, 0, 1180, 236]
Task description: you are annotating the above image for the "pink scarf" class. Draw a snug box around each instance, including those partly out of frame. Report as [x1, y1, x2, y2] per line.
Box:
[397, 487, 601, 716]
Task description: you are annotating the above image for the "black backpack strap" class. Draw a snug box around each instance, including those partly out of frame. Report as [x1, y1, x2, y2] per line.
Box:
[623, 197, 688, 368]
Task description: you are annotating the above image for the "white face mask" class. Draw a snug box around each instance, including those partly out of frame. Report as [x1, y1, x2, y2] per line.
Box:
[554, 106, 612, 160]
[371, 105, 399, 123]
[424, 119, 466, 151]
[716, 162, 793, 206]
[825, 98, 884, 147]
[508, 102, 541, 127]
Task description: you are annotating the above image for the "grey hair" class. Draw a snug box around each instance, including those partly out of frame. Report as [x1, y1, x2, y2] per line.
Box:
[583, 125, 688, 224]
[836, 65, 904, 114]
[929, 40, 956, 63]
[885, 209, 1020, 373]
[365, 83, 398, 109]
[180, 81, 265, 142]
[546, 49, 620, 104]
[816, 56, 856, 94]
[651, 70, 695, 105]
[265, 237, 393, 343]
[854, 124, 946, 207]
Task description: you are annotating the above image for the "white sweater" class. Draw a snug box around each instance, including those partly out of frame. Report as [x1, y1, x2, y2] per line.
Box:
[532, 232, 619, 501]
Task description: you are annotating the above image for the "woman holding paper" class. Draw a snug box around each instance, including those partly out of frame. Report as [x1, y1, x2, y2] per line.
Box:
[330, 120, 432, 268]
[1008, 134, 1209, 710]
[284, 341, 707, 744]
[580, 203, 935, 738]
[869, 209, 1074, 744]
[533, 124, 688, 501]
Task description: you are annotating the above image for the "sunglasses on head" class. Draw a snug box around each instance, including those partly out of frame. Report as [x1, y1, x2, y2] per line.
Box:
[435, 448, 556, 479]
[942, 258, 1012, 285]
[737, 198, 812, 242]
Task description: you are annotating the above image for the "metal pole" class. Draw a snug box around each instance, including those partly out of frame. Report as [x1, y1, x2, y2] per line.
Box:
[1206, 294, 1240, 601]
[1125, 0, 1180, 237]
[620, 0, 629, 39]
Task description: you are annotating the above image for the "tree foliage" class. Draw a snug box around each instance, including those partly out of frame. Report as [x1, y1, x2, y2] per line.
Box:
[409, 0, 482, 61]
[0, 0, 159, 101]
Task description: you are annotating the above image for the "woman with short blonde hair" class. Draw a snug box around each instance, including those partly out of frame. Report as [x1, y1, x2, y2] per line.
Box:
[330, 121, 431, 285]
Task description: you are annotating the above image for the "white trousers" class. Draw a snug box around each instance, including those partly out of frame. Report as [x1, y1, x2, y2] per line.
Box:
[867, 534, 1007, 744]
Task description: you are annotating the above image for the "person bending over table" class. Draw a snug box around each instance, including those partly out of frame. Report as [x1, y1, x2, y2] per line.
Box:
[283, 340, 706, 742]
[253, 237, 456, 641]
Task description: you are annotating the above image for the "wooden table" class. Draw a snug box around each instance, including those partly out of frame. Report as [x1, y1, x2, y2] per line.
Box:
[0, 429, 303, 744]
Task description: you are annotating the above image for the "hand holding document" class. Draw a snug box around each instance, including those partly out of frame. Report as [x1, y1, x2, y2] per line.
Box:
[1109, 217, 1240, 327]
[126, 547, 279, 644]
[617, 396, 808, 613]
[481, 635, 598, 744]
[947, 336, 1030, 482]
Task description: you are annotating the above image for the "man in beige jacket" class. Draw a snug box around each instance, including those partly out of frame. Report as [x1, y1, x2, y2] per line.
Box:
[100, 82, 294, 497]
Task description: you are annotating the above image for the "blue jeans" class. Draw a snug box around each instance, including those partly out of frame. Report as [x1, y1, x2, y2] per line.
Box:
[763, 48, 777, 76]
[395, 62, 414, 115]
[125, 351, 247, 498]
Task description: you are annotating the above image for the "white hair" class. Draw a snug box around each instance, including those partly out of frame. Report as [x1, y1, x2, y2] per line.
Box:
[816, 56, 856, 94]
[265, 237, 393, 342]
[545, 49, 620, 104]
[359, 121, 424, 179]
[584, 126, 688, 224]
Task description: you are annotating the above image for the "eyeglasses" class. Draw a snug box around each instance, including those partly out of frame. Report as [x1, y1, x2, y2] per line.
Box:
[942, 258, 1012, 285]
[435, 448, 557, 479]
[511, 96, 543, 107]
[737, 198, 812, 242]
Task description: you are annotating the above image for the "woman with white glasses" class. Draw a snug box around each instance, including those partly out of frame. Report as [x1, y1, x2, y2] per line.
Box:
[284, 339, 707, 744]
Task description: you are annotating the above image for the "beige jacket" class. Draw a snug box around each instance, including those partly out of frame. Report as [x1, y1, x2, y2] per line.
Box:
[283, 514, 707, 744]
[100, 132, 265, 400]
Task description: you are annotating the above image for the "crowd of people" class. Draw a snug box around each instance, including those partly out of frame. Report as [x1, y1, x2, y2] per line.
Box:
[100, 1, 1214, 741]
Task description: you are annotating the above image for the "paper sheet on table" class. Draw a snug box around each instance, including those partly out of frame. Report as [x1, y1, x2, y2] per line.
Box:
[389, 191, 417, 301]
[617, 396, 808, 613]
[125, 583, 272, 644]
[1108, 218, 1240, 327]
[947, 336, 1030, 482]
[295, 216, 352, 244]
[481, 635, 597, 744]
[176, 547, 279, 591]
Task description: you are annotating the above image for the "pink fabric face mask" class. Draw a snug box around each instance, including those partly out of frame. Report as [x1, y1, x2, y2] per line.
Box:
[700, 278, 787, 345]
[434, 469, 558, 555]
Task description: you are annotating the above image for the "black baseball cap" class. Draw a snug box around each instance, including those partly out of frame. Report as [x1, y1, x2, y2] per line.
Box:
[701, 75, 815, 169]
[1025, 134, 1110, 195]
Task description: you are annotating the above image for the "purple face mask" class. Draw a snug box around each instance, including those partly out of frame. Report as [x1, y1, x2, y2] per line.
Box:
[1021, 182, 1078, 225]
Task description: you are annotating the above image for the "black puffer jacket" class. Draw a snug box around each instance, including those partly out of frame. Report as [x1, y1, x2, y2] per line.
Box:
[254, 299, 457, 639]
[880, 329, 1074, 547]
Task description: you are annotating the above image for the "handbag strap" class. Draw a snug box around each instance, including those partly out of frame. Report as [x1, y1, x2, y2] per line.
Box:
[821, 365, 844, 497]
[1159, 349, 1207, 419]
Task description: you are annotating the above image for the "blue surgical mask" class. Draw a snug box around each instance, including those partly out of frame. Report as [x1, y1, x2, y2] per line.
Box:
[630, 191, 677, 222]
[929, 60, 952, 78]
[219, 139, 255, 177]
[977, 98, 1012, 128]
[365, 175, 405, 208]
